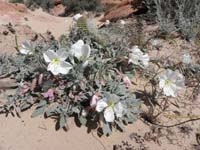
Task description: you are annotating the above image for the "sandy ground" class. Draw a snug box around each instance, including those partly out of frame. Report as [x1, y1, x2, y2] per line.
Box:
[0, 1, 72, 54]
[0, 4, 73, 39]
[20, 8, 73, 39]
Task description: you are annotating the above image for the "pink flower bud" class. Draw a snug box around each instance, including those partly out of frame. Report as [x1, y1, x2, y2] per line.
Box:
[38, 74, 44, 85]
[43, 88, 54, 98]
[123, 76, 132, 87]
[90, 94, 99, 107]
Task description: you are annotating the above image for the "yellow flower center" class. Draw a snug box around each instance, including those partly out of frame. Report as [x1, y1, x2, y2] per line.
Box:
[165, 79, 172, 85]
[52, 58, 60, 64]
[108, 100, 114, 108]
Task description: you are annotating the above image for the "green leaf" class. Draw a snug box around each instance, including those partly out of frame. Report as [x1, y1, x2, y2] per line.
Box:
[42, 80, 54, 91]
[115, 120, 125, 132]
[102, 122, 112, 136]
[45, 104, 58, 117]
[31, 105, 46, 118]
[37, 100, 47, 108]
[31, 100, 47, 118]
[20, 102, 32, 111]
[72, 107, 80, 114]
[79, 116, 87, 125]
[59, 113, 67, 129]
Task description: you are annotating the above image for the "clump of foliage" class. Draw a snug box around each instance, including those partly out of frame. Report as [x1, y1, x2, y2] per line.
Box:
[9, 0, 24, 3]
[145, 0, 200, 39]
[0, 18, 144, 136]
[62, 0, 103, 13]
[24, 0, 56, 9]
[10, 0, 102, 13]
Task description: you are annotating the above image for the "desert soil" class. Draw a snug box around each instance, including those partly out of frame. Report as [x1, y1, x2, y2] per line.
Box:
[0, 1, 72, 54]
[0, 1, 200, 150]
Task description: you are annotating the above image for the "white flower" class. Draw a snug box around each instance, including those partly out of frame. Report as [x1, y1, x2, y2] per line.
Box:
[120, 20, 126, 25]
[159, 69, 185, 97]
[19, 40, 35, 55]
[73, 13, 83, 21]
[105, 20, 110, 26]
[129, 46, 149, 67]
[151, 39, 160, 46]
[182, 53, 192, 64]
[43, 49, 73, 75]
[81, 109, 88, 117]
[96, 94, 124, 122]
[70, 40, 91, 66]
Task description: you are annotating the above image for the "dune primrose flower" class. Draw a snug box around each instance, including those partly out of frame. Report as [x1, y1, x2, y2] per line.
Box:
[159, 69, 185, 97]
[73, 13, 83, 21]
[70, 40, 91, 66]
[129, 46, 149, 67]
[19, 40, 35, 55]
[182, 53, 192, 64]
[43, 49, 73, 75]
[96, 94, 124, 122]
[120, 20, 126, 25]
[105, 20, 110, 26]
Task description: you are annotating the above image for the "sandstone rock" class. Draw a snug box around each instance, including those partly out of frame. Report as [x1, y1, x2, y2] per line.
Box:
[100, 0, 143, 22]
[49, 4, 66, 16]
[0, 1, 27, 13]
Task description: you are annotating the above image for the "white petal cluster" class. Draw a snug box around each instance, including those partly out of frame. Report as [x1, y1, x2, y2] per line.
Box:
[70, 40, 91, 66]
[73, 13, 83, 21]
[96, 94, 124, 122]
[159, 69, 185, 97]
[182, 53, 192, 64]
[129, 46, 149, 67]
[19, 40, 35, 55]
[120, 20, 126, 25]
[105, 20, 110, 26]
[43, 49, 72, 75]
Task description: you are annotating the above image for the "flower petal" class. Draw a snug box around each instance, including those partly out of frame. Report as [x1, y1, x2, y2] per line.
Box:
[19, 48, 30, 55]
[81, 44, 91, 59]
[163, 84, 177, 97]
[96, 99, 108, 112]
[73, 14, 83, 21]
[71, 40, 84, 59]
[159, 79, 165, 89]
[113, 102, 124, 118]
[104, 107, 115, 122]
[82, 60, 89, 68]
[20, 40, 34, 55]
[47, 63, 59, 75]
[129, 53, 140, 65]
[176, 76, 185, 88]
[22, 40, 31, 49]
[131, 46, 143, 55]
[57, 48, 68, 61]
[141, 54, 149, 67]
[57, 61, 73, 75]
[159, 71, 168, 81]
[166, 69, 173, 79]
[182, 53, 192, 64]
[43, 50, 57, 63]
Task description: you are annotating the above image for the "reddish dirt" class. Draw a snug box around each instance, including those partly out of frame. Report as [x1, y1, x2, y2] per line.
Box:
[100, 0, 143, 22]
[0, 1, 73, 54]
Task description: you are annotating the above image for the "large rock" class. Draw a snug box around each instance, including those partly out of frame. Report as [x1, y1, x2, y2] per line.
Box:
[49, 4, 66, 16]
[0, 1, 27, 13]
[100, 0, 143, 22]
